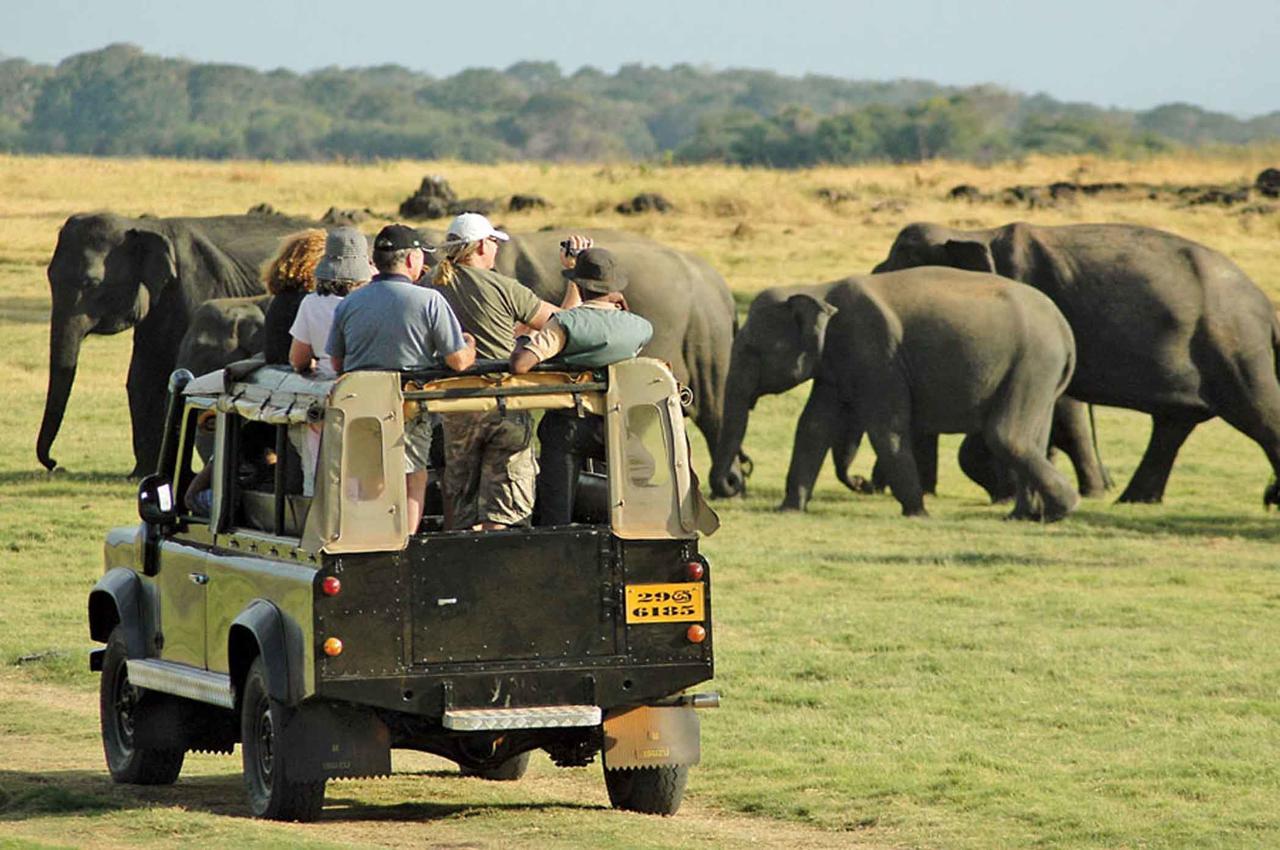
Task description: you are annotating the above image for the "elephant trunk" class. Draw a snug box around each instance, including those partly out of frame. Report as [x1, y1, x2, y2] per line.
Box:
[36, 309, 93, 471]
[709, 358, 758, 498]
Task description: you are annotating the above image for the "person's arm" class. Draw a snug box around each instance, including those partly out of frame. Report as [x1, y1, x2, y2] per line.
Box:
[325, 308, 347, 374]
[509, 317, 566, 374]
[184, 464, 213, 512]
[288, 339, 315, 373]
[509, 345, 541, 375]
[444, 337, 477, 371]
[559, 280, 582, 310]
[522, 299, 560, 332]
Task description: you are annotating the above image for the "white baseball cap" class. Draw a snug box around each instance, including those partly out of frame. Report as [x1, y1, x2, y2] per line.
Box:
[444, 212, 510, 247]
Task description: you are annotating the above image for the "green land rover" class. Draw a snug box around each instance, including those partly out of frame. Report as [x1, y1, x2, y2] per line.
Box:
[88, 357, 720, 821]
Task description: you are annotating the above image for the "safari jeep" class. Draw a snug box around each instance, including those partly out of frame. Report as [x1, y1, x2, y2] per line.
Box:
[88, 358, 719, 821]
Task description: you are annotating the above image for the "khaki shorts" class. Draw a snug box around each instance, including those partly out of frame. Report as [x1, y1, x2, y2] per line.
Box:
[442, 409, 536, 528]
[404, 413, 435, 474]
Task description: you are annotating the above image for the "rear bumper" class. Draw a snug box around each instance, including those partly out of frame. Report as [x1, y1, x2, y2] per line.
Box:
[316, 659, 713, 717]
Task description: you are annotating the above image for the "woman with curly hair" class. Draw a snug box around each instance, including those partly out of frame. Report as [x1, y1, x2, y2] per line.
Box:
[260, 228, 326, 365]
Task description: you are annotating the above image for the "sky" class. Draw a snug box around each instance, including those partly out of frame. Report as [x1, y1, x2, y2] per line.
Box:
[3, 0, 1276, 117]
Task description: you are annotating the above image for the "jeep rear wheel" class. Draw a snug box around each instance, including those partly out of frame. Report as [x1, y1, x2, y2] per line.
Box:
[240, 657, 325, 821]
[99, 627, 185, 785]
[603, 764, 688, 815]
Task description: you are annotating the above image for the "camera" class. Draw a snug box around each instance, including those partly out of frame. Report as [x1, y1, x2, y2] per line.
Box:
[560, 239, 581, 258]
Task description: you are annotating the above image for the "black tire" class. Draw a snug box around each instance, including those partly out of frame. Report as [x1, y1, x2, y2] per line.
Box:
[99, 627, 185, 785]
[459, 751, 531, 782]
[603, 765, 689, 815]
[240, 657, 325, 821]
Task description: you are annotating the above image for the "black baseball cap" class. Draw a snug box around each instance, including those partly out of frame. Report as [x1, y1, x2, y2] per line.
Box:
[563, 247, 628, 293]
[373, 223, 433, 252]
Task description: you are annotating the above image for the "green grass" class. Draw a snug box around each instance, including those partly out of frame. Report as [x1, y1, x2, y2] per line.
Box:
[2, 153, 1280, 848]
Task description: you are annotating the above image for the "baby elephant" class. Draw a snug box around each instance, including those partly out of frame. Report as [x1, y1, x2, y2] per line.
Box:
[712, 267, 1079, 520]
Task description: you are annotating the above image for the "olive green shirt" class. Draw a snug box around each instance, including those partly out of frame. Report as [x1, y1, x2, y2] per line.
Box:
[436, 266, 543, 360]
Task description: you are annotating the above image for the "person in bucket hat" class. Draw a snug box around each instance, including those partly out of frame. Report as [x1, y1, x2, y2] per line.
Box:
[289, 227, 375, 379]
[510, 247, 654, 526]
[285, 227, 376, 494]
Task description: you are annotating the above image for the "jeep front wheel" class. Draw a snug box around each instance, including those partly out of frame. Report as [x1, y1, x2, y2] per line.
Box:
[99, 627, 185, 785]
[603, 764, 688, 815]
[240, 657, 325, 821]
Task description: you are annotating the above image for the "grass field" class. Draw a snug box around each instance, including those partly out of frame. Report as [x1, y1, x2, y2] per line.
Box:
[1, 150, 1280, 849]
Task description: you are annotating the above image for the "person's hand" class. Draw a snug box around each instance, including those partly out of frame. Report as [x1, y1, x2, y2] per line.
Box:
[559, 234, 593, 269]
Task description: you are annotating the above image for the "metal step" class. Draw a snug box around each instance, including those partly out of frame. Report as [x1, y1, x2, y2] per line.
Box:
[127, 659, 234, 709]
[443, 704, 601, 731]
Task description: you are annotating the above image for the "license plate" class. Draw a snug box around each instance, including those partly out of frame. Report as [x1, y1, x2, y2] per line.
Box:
[625, 582, 705, 624]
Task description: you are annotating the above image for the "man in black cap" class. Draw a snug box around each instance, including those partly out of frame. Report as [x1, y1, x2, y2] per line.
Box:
[327, 223, 476, 533]
[510, 247, 653, 525]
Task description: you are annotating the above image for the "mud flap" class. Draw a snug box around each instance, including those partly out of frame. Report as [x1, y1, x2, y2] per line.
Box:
[602, 705, 700, 769]
[279, 701, 392, 781]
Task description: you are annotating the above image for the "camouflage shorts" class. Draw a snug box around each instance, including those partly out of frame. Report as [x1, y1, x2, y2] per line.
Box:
[403, 412, 436, 474]
[442, 409, 537, 528]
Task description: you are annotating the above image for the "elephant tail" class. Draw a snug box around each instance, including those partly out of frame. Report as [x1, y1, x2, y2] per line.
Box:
[1272, 308, 1280, 383]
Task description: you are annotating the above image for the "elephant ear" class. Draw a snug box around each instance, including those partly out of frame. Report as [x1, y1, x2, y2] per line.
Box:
[785, 293, 838, 359]
[126, 229, 178, 299]
[943, 239, 996, 273]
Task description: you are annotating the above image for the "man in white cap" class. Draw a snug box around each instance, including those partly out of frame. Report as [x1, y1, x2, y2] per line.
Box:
[431, 212, 590, 530]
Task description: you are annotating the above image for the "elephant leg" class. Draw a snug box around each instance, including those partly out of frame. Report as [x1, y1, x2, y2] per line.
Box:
[866, 425, 927, 517]
[871, 432, 936, 495]
[1052, 398, 1109, 498]
[780, 382, 843, 511]
[983, 370, 1079, 522]
[832, 415, 873, 494]
[958, 433, 1015, 503]
[125, 347, 169, 478]
[1116, 415, 1201, 504]
[913, 432, 938, 495]
[1198, 356, 1280, 508]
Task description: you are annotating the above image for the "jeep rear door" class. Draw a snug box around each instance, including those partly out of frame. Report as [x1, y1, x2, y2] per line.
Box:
[408, 527, 618, 665]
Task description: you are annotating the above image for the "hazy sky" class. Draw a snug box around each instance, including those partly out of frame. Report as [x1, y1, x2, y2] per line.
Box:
[3, 0, 1276, 117]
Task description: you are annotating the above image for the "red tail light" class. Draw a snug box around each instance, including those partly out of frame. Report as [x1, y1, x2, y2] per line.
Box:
[686, 561, 705, 581]
[321, 576, 341, 596]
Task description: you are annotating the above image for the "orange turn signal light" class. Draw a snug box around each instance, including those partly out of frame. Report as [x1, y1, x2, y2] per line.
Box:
[686, 624, 707, 644]
[323, 637, 344, 656]
[686, 561, 705, 581]
[321, 576, 342, 596]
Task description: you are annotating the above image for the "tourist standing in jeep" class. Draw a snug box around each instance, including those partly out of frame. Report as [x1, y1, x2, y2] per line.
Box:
[327, 223, 476, 532]
[511, 247, 654, 525]
[431, 213, 590, 530]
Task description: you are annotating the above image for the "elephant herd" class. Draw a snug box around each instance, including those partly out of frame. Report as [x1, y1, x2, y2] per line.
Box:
[39, 211, 1280, 522]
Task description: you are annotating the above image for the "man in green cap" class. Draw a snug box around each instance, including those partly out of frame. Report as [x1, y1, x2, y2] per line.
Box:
[510, 247, 653, 525]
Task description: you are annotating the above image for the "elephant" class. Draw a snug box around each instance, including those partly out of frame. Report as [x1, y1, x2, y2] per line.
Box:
[706, 284, 1102, 505]
[39, 211, 314, 477]
[709, 268, 1080, 520]
[175, 294, 274, 376]
[423, 227, 740, 483]
[873, 221, 1280, 505]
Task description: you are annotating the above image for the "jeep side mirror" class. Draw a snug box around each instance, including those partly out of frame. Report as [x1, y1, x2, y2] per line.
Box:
[138, 474, 177, 526]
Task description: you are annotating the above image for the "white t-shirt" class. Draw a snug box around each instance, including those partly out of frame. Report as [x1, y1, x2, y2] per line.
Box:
[289, 293, 344, 378]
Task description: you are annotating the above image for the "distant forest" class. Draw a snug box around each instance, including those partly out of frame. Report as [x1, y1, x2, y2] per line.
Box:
[2, 44, 1278, 166]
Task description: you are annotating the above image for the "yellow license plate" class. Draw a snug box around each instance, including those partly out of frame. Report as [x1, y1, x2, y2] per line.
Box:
[625, 582, 705, 624]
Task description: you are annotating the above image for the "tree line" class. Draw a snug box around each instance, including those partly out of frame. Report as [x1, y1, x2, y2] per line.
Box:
[1, 44, 1277, 165]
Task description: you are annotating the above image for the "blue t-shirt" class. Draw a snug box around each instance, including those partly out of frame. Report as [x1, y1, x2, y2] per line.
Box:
[327, 274, 466, 372]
